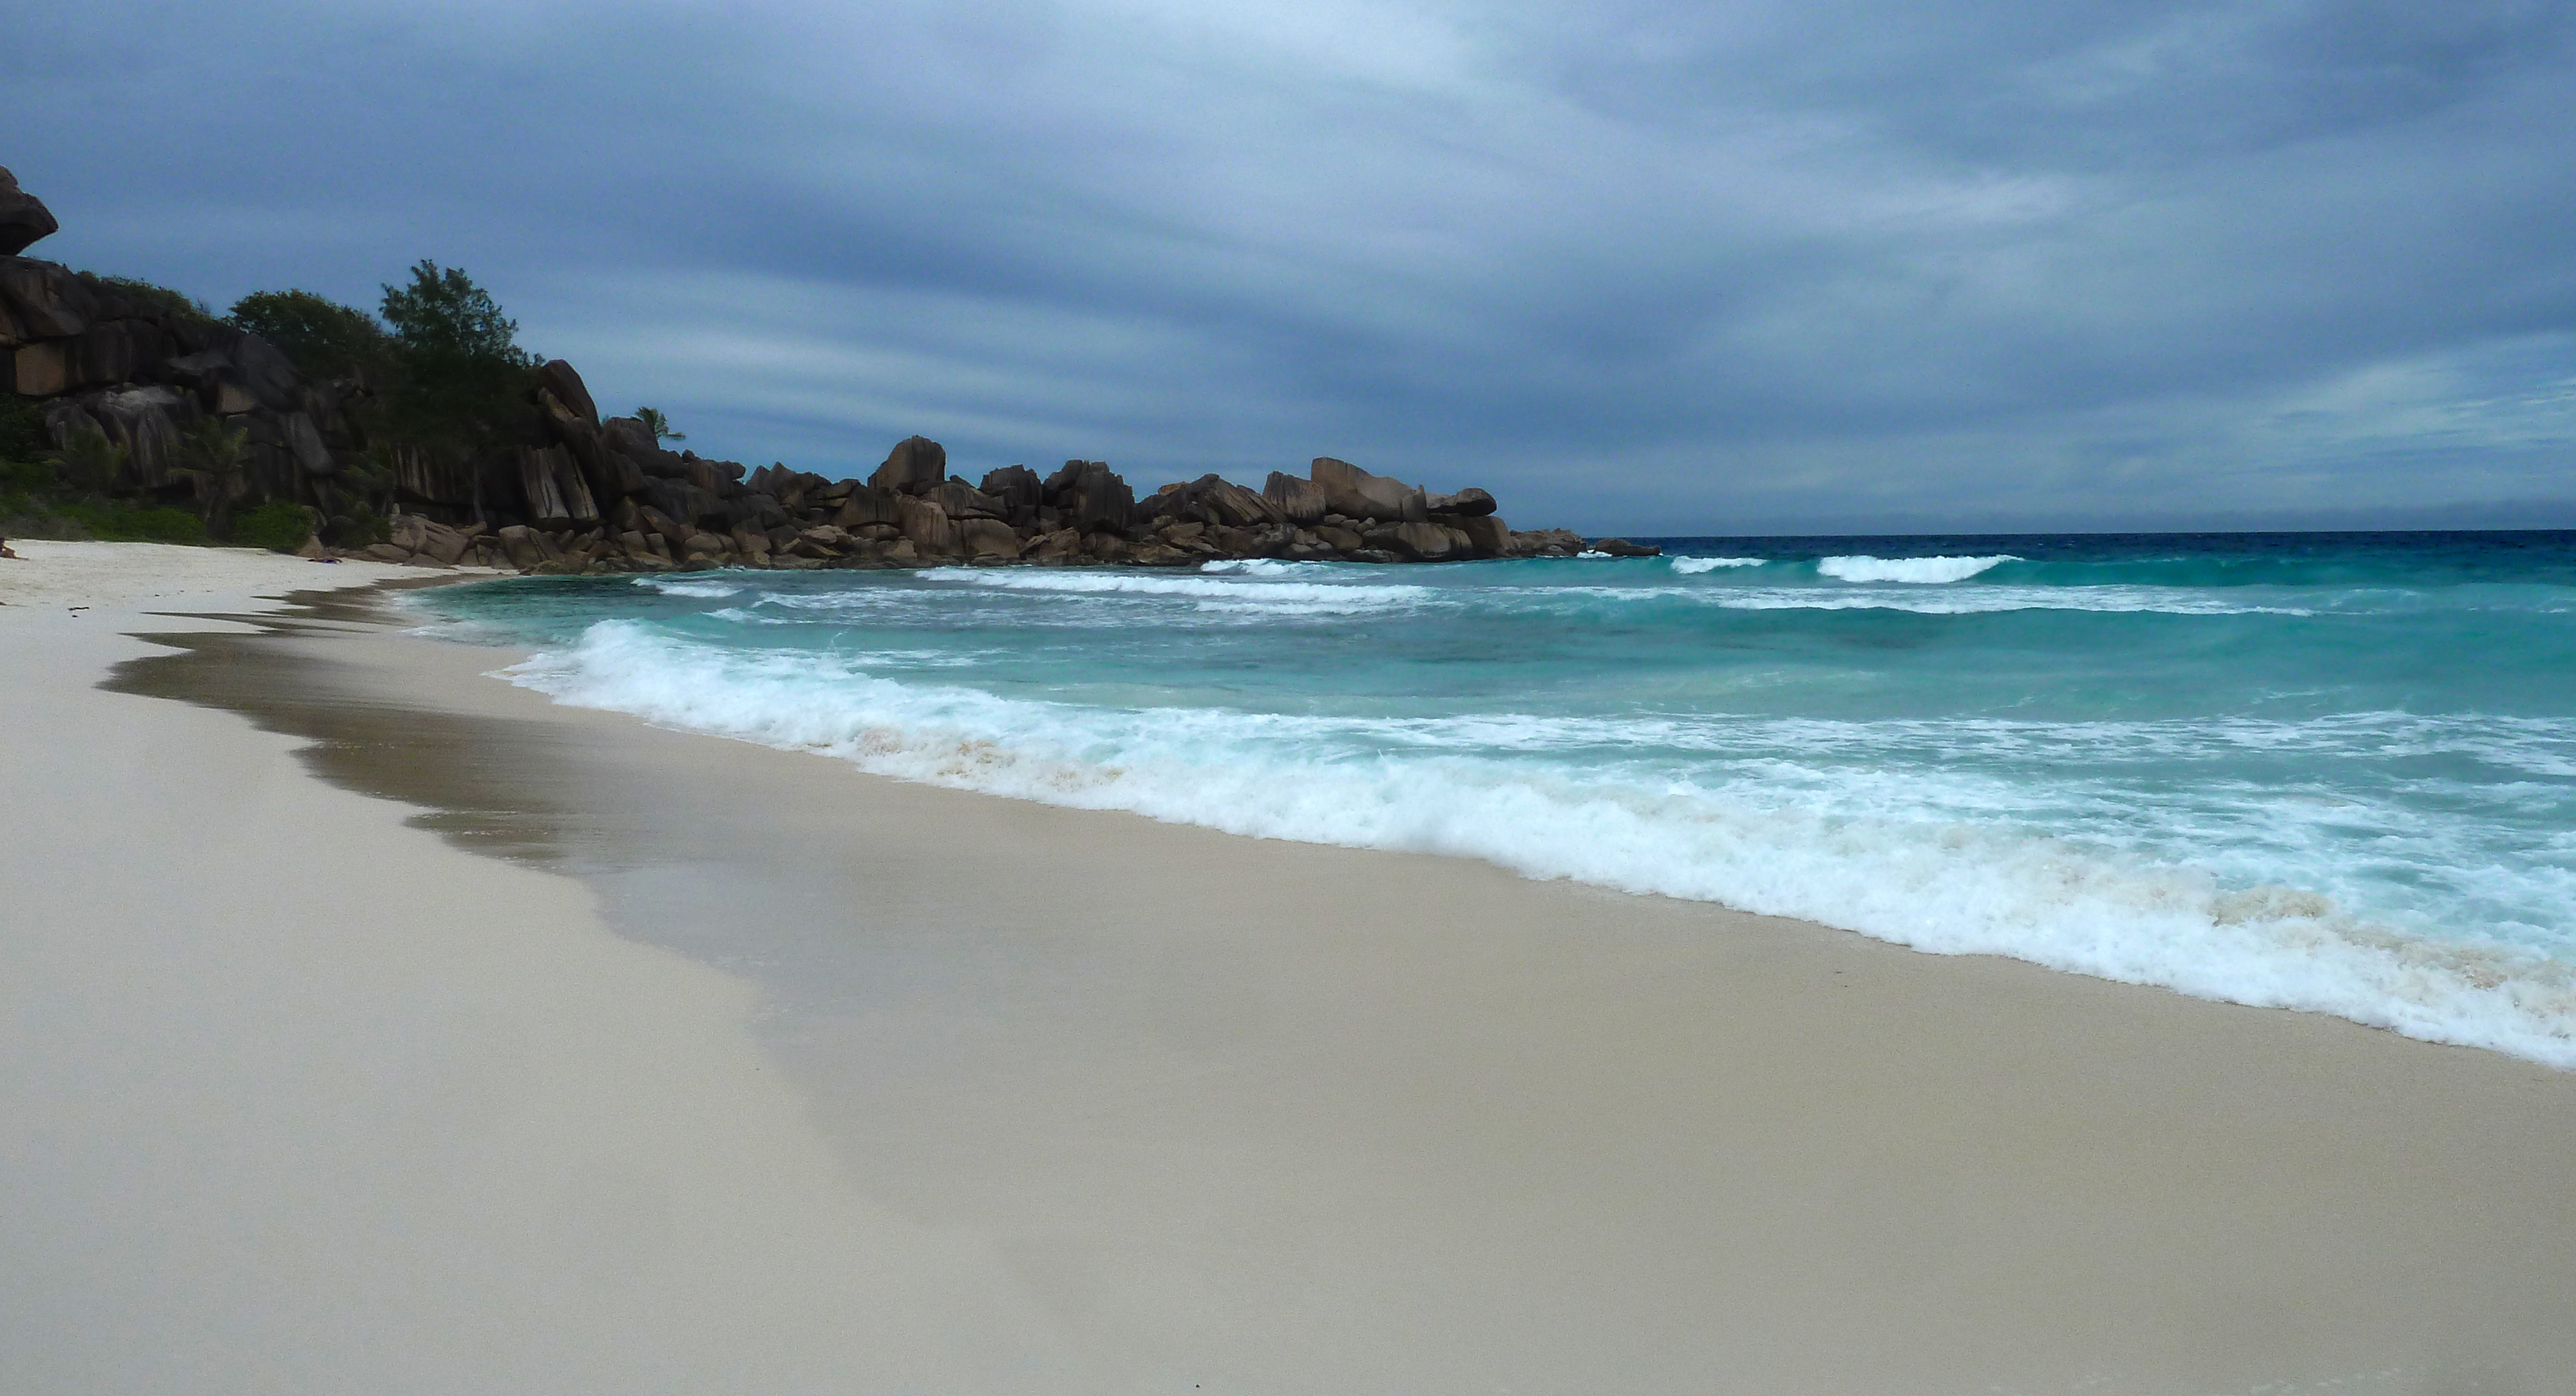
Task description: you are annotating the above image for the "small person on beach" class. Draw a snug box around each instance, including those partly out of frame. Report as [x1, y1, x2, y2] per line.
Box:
[0, 531, 18, 560]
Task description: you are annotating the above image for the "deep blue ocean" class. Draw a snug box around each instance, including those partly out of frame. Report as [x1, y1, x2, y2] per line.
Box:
[419, 532, 2576, 1065]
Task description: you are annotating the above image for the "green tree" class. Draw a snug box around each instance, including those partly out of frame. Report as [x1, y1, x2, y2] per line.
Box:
[231, 500, 321, 553]
[227, 289, 394, 382]
[635, 406, 684, 444]
[375, 261, 540, 457]
[170, 417, 251, 535]
[380, 260, 533, 367]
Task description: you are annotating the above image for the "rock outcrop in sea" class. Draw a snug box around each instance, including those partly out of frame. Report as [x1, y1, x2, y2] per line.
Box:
[1, 166, 1653, 571]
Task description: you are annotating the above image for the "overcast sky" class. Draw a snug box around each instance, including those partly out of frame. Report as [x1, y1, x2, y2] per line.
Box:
[11, 0, 2575, 533]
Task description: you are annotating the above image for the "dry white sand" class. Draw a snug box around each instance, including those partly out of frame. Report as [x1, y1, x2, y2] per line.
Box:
[0, 537, 500, 610]
[6, 542, 2575, 1396]
[1, 545, 1072, 1393]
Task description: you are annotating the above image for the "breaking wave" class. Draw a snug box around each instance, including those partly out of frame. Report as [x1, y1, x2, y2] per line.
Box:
[952, 567, 1435, 614]
[1817, 554, 2019, 583]
[497, 620, 2576, 1069]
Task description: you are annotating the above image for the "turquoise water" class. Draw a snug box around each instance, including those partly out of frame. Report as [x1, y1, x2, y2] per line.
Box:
[420, 532, 2576, 1065]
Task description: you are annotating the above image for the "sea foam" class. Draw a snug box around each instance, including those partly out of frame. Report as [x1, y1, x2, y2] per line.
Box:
[953, 567, 1435, 614]
[1492, 584, 2307, 616]
[635, 576, 750, 599]
[1817, 554, 2018, 583]
[1670, 556, 1766, 574]
[500, 620, 2576, 1069]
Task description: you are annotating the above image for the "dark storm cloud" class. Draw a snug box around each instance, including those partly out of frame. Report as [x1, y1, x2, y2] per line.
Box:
[9, 0, 2573, 531]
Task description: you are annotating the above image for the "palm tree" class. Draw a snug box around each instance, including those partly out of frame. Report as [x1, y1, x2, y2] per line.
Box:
[171, 417, 251, 536]
[336, 445, 398, 516]
[636, 406, 685, 444]
[57, 425, 129, 496]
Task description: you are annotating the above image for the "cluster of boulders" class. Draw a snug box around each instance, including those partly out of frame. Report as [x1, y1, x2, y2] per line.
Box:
[5, 165, 1657, 572]
[356, 427, 1654, 572]
[5, 174, 363, 507]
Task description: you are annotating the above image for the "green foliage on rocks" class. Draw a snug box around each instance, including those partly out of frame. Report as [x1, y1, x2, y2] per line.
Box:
[58, 424, 128, 496]
[172, 417, 252, 533]
[218, 261, 546, 486]
[231, 499, 319, 552]
[0, 457, 50, 495]
[318, 446, 397, 549]
[58, 499, 207, 544]
[2, 395, 74, 538]
[227, 289, 394, 382]
[327, 508, 390, 549]
[0, 393, 50, 464]
[0, 418, 200, 542]
[75, 272, 216, 325]
[373, 259, 542, 459]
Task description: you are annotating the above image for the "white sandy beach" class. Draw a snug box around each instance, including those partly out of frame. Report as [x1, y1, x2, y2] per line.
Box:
[6, 541, 2576, 1395]
[1, 545, 1074, 1391]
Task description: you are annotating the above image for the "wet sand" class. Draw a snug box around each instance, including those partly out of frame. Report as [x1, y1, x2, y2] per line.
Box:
[7, 545, 2576, 1394]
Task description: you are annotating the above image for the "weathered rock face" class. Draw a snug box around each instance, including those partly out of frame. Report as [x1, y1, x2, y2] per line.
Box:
[1264, 471, 1327, 525]
[281, 412, 333, 477]
[67, 319, 171, 392]
[41, 399, 102, 450]
[517, 444, 600, 527]
[1514, 527, 1588, 557]
[93, 386, 196, 489]
[12, 339, 68, 396]
[1, 258, 95, 341]
[1426, 486, 1495, 517]
[161, 328, 301, 417]
[0, 168, 59, 257]
[981, 464, 1042, 513]
[643, 476, 724, 529]
[1311, 457, 1426, 523]
[1142, 473, 1282, 531]
[896, 493, 961, 556]
[1199, 477, 1280, 528]
[1312, 522, 1365, 553]
[831, 483, 902, 529]
[413, 517, 478, 565]
[958, 516, 1022, 559]
[600, 415, 665, 469]
[1045, 460, 1134, 532]
[926, 478, 1006, 519]
[1453, 513, 1511, 556]
[1386, 520, 1457, 560]
[496, 524, 551, 570]
[535, 359, 598, 426]
[871, 435, 947, 495]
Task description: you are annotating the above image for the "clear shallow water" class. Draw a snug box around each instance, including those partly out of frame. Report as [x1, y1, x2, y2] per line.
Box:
[419, 532, 2576, 1066]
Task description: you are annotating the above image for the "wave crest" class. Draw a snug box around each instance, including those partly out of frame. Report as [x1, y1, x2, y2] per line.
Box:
[952, 567, 1434, 614]
[1817, 554, 2018, 583]
[497, 621, 2576, 1070]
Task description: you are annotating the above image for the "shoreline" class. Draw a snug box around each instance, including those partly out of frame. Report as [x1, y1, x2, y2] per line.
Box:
[29, 549, 2574, 1391]
[445, 559, 2576, 1071]
[1, 548, 1078, 1393]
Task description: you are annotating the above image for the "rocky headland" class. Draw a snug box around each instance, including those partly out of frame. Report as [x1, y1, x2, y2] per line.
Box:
[2, 166, 1655, 573]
